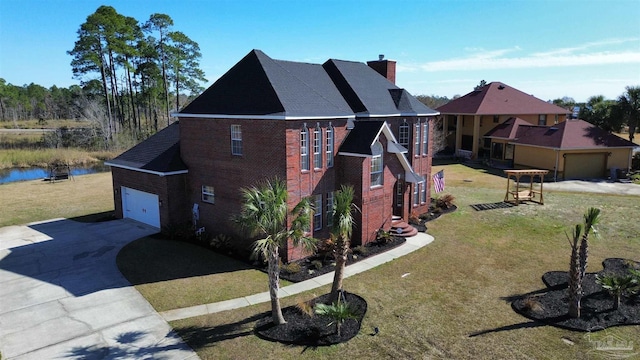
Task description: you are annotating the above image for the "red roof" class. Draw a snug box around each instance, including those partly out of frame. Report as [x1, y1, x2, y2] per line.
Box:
[437, 82, 570, 115]
[484, 117, 531, 139]
[494, 119, 638, 149]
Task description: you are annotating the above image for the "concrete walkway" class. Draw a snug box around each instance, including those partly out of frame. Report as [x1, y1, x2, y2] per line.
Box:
[160, 232, 434, 322]
[544, 179, 640, 196]
[0, 219, 198, 360]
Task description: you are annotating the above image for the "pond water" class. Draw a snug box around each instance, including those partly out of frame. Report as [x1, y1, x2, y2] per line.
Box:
[0, 163, 110, 185]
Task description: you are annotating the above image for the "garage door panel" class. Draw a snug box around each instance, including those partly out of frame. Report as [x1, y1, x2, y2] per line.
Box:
[122, 187, 160, 228]
[564, 153, 606, 180]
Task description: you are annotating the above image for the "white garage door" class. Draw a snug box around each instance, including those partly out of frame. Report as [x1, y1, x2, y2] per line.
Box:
[121, 187, 160, 228]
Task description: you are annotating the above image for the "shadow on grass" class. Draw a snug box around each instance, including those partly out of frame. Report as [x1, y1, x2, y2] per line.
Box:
[116, 236, 257, 285]
[65, 330, 191, 359]
[174, 312, 269, 351]
[69, 210, 116, 223]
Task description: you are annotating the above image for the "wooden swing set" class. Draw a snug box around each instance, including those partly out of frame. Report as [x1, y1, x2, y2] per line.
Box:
[504, 169, 549, 205]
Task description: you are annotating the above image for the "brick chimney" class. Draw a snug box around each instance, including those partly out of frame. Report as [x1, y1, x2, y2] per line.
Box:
[367, 54, 396, 84]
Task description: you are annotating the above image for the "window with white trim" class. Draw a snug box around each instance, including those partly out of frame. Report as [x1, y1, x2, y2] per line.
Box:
[313, 124, 322, 169]
[420, 178, 427, 203]
[230, 125, 242, 155]
[413, 182, 419, 206]
[301, 124, 309, 171]
[326, 191, 334, 228]
[370, 141, 383, 187]
[422, 121, 429, 155]
[414, 121, 420, 156]
[202, 185, 215, 204]
[399, 121, 409, 147]
[313, 194, 322, 230]
[326, 125, 334, 168]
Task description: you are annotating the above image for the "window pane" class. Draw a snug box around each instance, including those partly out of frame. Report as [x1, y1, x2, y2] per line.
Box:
[422, 122, 428, 155]
[326, 191, 334, 227]
[399, 123, 409, 147]
[326, 127, 334, 168]
[202, 185, 215, 203]
[314, 194, 322, 230]
[413, 183, 419, 206]
[314, 127, 322, 169]
[231, 125, 242, 155]
[301, 127, 309, 171]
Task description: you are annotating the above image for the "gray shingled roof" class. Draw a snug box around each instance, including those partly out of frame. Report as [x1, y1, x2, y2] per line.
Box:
[179, 50, 438, 119]
[106, 123, 187, 174]
[338, 121, 385, 155]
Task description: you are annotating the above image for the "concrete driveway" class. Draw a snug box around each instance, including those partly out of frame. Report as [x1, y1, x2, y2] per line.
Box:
[544, 180, 640, 196]
[0, 218, 198, 360]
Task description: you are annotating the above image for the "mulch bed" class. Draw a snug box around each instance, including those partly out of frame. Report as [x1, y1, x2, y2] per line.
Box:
[418, 204, 458, 223]
[279, 236, 405, 283]
[511, 258, 640, 331]
[255, 291, 367, 346]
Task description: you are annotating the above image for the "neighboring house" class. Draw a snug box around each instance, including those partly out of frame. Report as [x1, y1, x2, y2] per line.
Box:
[485, 117, 637, 180]
[436, 82, 570, 159]
[106, 50, 439, 261]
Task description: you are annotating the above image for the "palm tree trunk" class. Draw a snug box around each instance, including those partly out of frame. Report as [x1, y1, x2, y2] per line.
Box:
[330, 245, 348, 303]
[568, 236, 582, 318]
[268, 247, 286, 325]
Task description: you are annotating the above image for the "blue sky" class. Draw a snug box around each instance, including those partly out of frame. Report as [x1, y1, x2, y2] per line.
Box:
[1, 0, 639, 102]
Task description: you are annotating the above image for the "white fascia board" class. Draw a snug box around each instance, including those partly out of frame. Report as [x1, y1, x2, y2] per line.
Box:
[105, 162, 189, 177]
[337, 151, 370, 158]
[175, 113, 355, 120]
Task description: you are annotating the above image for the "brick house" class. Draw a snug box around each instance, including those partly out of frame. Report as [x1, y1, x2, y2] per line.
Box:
[106, 50, 439, 261]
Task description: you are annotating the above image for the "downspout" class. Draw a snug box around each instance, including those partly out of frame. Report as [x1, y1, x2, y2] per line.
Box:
[554, 149, 559, 182]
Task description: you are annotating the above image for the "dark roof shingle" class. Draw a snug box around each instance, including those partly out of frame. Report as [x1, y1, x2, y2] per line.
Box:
[106, 123, 187, 173]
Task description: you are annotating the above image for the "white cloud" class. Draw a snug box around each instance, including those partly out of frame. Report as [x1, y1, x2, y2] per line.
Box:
[406, 39, 640, 72]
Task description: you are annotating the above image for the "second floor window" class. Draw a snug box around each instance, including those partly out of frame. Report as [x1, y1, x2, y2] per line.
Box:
[231, 125, 242, 155]
[326, 125, 334, 168]
[370, 141, 383, 187]
[538, 114, 547, 126]
[399, 122, 409, 147]
[414, 121, 420, 156]
[422, 122, 429, 155]
[313, 125, 322, 169]
[301, 125, 309, 171]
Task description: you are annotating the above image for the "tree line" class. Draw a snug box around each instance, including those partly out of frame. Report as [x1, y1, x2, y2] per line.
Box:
[0, 6, 206, 151]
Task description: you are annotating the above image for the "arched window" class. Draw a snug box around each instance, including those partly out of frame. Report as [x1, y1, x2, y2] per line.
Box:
[301, 124, 309, 171]
[370, 141, 383, 187]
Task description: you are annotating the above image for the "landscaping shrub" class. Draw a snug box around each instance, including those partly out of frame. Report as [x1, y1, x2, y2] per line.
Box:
[435, 193, 456, 209]
[352, 245, 368, 256]
[282, 262, 302, 274]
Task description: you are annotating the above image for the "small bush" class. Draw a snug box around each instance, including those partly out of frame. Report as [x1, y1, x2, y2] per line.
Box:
[282, 262, 302, 274]
[375, 229, 394, 245]
[522, 296, 544, 314]
[296, 300, 315, 317]
[435, 194, 456, 209]
[311, 260, 324, 270]
[210, 233, 232, 250]
[352, 245, 368, 256]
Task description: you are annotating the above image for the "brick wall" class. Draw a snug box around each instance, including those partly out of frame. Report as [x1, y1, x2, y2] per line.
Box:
[110, 168, 188, 227]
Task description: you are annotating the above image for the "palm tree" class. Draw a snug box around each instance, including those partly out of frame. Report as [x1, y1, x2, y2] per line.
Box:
[329, 185, 359, 303]
[578, 207, 601, 281]
[314, 300, 358, 337]
[618, 86, 640, 142]
[596, 274, 635, 310]
[568, 224, 583, 318]
[234, 178, 316, 325]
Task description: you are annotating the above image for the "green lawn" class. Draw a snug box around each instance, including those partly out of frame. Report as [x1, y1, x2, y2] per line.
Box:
[0, 172, 114, 227]
[117, 237, 289, 312]
[169, 163, 640, 359]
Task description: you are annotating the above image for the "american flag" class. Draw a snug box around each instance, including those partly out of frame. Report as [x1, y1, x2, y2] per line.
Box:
[432, 170, 445, 193]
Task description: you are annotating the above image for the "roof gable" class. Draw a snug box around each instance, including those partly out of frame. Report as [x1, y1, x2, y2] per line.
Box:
[437, 82, 570, 115]
[484, 117, 531, 139]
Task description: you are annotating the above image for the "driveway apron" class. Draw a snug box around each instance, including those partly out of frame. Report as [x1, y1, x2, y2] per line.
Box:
[0, 218, 198, 360]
